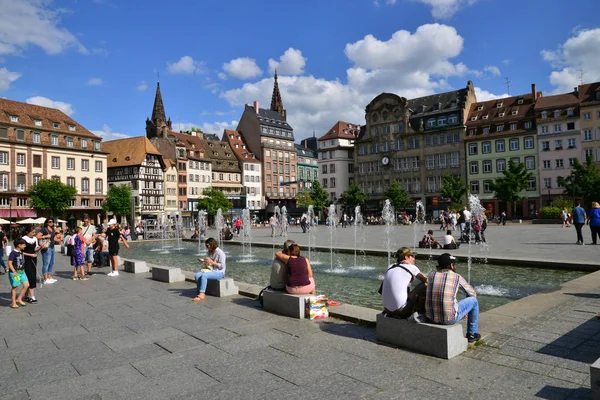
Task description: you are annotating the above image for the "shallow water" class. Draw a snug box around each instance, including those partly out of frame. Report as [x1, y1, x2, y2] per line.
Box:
[126, 241, 586, 313]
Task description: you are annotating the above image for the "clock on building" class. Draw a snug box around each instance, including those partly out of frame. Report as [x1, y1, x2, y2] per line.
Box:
[381, 156, 390, 166]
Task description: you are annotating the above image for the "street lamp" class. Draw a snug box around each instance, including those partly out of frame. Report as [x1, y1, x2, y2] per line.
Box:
[8, 195, 13, 240]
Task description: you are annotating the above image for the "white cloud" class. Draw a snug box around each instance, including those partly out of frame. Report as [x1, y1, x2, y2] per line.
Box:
[26, 96, 74, 115]
[483, 66, 501, 77]
[87, 77, 103, 86]
[137, 80, 148, 91]
[222, 57, 262, 80]
[541, 28, 600, 93]
[0, 0, 87, 55]
[166, 56, 204, 75]
[217, 72, 227, 80]
[268, 48, 307, 75]
[91, 124, 131, 142]
[413, 0, 479, 19]
[474, 87, 508, 101]
[172, 120, 238, 135]
[0, 67, 22, 91]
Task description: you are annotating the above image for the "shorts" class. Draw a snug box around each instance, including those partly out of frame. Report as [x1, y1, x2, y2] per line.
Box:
[109, 245, 119, 256]
[8, 270, 28, 288]
[85, 247, 95, 263]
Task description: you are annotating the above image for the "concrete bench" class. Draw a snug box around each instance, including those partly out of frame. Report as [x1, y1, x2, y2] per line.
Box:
[124, 259, 149, 274]
[263, 290, 312, 319]
[591, 358, 600, 398]
[205, 278, 238, 297]
[61, 246, 69, 255]
[152, 265, 186, 283]
[54, 245, 62, 254]
[376, 313, 467, 359]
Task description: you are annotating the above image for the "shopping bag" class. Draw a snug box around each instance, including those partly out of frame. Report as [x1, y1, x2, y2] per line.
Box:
[305, 295, 329, 320]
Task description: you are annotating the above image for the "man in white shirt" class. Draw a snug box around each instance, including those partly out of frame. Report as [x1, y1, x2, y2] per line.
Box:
[81, 216, 96, 277]
[462, 207, 472, 243]
[381, 247, 428, 319]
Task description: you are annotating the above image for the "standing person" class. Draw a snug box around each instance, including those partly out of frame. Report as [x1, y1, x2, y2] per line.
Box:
[451, 211, 458, 231]
[37, 218, 57, 284]
[22, 226, 45, 303]
[0, 224, 8, 274]
[425, 253, 481, 343]
[269, 214, 277, 237]
[193, 237, 226, 301]
[235, 217, 242, 236]
[562, 208, 571, 228]
[81, 216, 96, 277]
[501, 210, 507, 226]
[572, 201, 587, 245]
[463, 206, 472, 234]
[588, 202, 600, 245]
[71, 227, 88, 280]
[105, 219, 129, 277]
[457, 209, 465, 236]
[270, 240, 295, 290]
[7, 239, 29, 309]
[274, 243, 316, 295]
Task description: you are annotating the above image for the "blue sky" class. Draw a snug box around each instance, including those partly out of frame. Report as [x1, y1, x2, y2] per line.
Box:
[1, 0, 599, 142]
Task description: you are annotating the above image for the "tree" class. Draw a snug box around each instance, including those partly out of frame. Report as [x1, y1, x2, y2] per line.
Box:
[384, 180, 411, 212]
[557, 156, 600, 206]
[103, 184, 132, 221]
[296, 191, 314, 208]
[28, 179, 77, 217]
[490, 160, 533, 217]
[197, 187, 233, 216]
[308, 181, 329, 213]
[338, 183, 368, 215]
[441, 174, 467, 210]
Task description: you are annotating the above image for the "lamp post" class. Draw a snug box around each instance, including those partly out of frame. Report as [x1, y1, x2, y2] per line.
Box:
[8, 195, 13, 240]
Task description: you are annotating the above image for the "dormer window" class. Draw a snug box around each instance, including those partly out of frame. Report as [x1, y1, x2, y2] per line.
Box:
[541, 111, 548, 119]
[52, 122, 60, 129]
[566, 108, 574, 116]
[477, 105, 484, 111]
[33, 119, 42, 127]
[421, 105, 426, 112]
[511, 110, 518, 115]
[9, 115, 18, 123]
[242, 145, 246, 149]
[553, 110, 560, 118]
[496, 102, 503, 108]
[499, 112, 505, 117]
[470, 116, 477, 121]
[482, 115, 488, 120]
[68, 125, 76, 132]
[230, 134, 234, 139]
[432, 103, 441, 111]
[517, 99, 524, 105]
[235, 144, 239, 148]
[66, 137, 74, 147]
[451, 99, 458, 108]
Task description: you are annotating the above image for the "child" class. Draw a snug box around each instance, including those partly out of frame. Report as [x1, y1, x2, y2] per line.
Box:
[8, 239, 30, 309]
[72, 227, 89, 280]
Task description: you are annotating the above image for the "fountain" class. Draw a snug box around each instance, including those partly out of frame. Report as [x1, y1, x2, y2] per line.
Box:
[272, 205, 280, 257]
[171, 211, 184, 251]
[327, 204, 337, 270]
[467, 194, 488, 282]
[197, 210, 207, 256]
[353, 205, 365, 267]
[241, 208, 253, 259]
[382, 199, 395, 266]
[280, 206, 288, 238]
[413, 200, 426, 252]
[307, 205, 316, 261]
[215, 208, 225, 249]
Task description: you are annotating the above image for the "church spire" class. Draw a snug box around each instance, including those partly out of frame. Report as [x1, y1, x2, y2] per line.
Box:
[270, 71, 286, 121]
[151, 81, 167, 125]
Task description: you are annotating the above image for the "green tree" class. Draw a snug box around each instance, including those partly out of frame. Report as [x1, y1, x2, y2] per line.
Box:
[338, 183, 368, 215]
[197, 187, 233, 216]
[308, 181, 329, 213]
[490, 160, 533, 217]
[440, 174, 467, 210]
[296, 191, 314, 208]
[103, 184, 132, 220]
[557, 156, 600, 206]
[28, 179, 77, 217]
[384, 180, 411, 212]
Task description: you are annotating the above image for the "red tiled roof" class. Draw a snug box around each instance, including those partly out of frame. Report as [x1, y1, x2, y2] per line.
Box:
[103, 136, 163, 168]
[466, 92, 538, 127]
[223, 129, 260, 163]
[534, 92, 579, 110]
[318, 121, 361, 141]
[578, 82, 600, 104]
[168, 131, 208, 161]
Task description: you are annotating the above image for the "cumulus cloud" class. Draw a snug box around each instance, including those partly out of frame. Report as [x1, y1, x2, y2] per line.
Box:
[222, 57, 262, 80]
[91, 124, 131, 142]
[474, 87, 508, 102]
[218, 72, 227, 80]
[483, 66, 501, 77]
[413, 0, 479, 19]
[87, 77, 103, 85]
[166, 56, 204, 75]
[541, 28, 600, 93]
[0, 67, 22, 91]
[172, 120, 238, 135]
[26, 96, 74, 115]
[0, 0, 87, 55]
[268, 48, 307, 75]
[137, 80, 148, 91]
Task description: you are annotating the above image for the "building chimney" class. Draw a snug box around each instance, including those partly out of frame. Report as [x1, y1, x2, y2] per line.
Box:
[531, 83, 537, 101]
[253, 101, 259, 114]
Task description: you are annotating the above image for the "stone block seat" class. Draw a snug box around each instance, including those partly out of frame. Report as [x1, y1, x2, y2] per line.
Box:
[262, 289, 312, 319]
[376, 313, 467, 359]
[152, 265, 186, 283]
[591, 357, 600, 398]
[205, 278, 238, 297]
[124, 259, 149, 274]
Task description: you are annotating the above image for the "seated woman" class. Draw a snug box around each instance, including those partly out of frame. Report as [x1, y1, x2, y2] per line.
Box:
[193, 237, 226, 301]
[222, 227, 234, 241]
[275, 244, 316, 295]
[443, 230, 460, 249]
[419, 230, 441, 249]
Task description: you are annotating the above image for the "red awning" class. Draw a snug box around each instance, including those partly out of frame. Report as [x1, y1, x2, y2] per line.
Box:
[0, 209, 37, 218]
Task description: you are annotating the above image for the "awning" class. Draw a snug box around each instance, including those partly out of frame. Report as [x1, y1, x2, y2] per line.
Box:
[213, 183, 244, 188]
[0, 209, 37, 218]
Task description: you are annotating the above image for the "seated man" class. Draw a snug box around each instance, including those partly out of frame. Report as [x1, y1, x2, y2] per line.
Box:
[269, 240, 295, 290]
[425, 253, 480, 343]
[380, 247, 428, 319]
[443, 230, 460, 249]
[222, 227, 234, 241]
[419, 230, 441, 249]
[93, 234, 110, 267]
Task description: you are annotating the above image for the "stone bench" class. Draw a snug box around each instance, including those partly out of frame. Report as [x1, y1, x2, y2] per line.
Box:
[205, 278, 238, 297]
[591, 358, 600, 398]
[152, 265, 186, 283]
[263, 290, 312, 319]
[54, 245, 62, 254]
[124, 259, 149, 274]
[376, 313, 467, 359]
[61, 246, 69, 255]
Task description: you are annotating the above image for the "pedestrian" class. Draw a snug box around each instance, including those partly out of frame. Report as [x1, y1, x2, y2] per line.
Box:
[235, 217, 242, 236]
[81, 216, 96, 277]
[562, 208, 571, 228]
[106, 219, 129, 277]
[7, 238, 29, 309]
[22, 226, 45, 303]
[588, 202, 600, 245]
[0, 224, 8, 274]
[71, 226, 88, 280]
[37, 217, 57, 284]
[269, 214, 277, 237]
[572, 201, 587, 245]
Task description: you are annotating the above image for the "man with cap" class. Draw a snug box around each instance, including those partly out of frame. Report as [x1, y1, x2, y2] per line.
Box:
[381, 247, 428, 320]
[105, 218, 129, 276]
[425, 253, 480, 342]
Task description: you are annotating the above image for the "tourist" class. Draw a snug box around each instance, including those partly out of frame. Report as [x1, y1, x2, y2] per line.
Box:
[463, 206, 472, 233]
[106, 219, 129, 277]
[93, 233, 110, 268]
[274, 243, 316, 295]
[7, 238, 29, 309]
[451, 210, 458, 231]
[381, 247, 428, 320]
[222, 227, 234, 241]
[443, 230, 460, 249]
[572, 201, 587, 245]
[457, 208, 465, 236]
[270, 214, 277, 237]
[193, 237, 226, 301]
[37, 217, 57, 284]
[473, 215, 487, 243]
[419, 230, 441, 249]
[562, 208, 571, 228]
[81, 216, 96, 277]
[22, 225, 45, 303]
[0, 224, 8, 274]
[235, 217, 242, 236]
[500, 210, 507, 226]
[425, 253, 480, 343]
[71, 226, 88, 280]
[588, 202, 600, 245]
[270, 240, 295, 290]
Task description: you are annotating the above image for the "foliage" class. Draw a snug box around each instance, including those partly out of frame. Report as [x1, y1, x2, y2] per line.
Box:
[490, 160, 533, 216]
[551, 196, 574, 211]
[296, 191, 314, 208]
[557, 157, 600, 206]
[102, 184, 132, 217]
[384, 180, 411, 212]
[28, 179, 77, 217]
[539, 206, 562, 219]
[338, 183, 368, 214]
[308, 181, 330, 212]
[197, 187, 233, 216]
[441, 174, 467, 210]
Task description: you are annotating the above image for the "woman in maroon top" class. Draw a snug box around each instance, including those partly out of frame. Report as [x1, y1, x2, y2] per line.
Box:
[275, 243, 316, 295]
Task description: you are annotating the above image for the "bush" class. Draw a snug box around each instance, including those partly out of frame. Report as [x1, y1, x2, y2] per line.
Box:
[551, 196, 573, 211]
[540, 206, 562, 219]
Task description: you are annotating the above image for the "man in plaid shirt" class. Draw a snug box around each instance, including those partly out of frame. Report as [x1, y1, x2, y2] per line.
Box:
[425, 253, 480, 343]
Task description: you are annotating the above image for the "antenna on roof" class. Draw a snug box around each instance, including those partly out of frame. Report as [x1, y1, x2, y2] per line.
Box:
[504, 77, 511, 95]
[156, 71, 160, 82]
[578, 69, 585, 84]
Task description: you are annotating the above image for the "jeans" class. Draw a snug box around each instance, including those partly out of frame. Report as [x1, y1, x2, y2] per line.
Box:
[195, 270, 224, 293]
[442, 296, 479, 334]
[574, 223, 584, 244]
[98, 251, 110, 267]
[591, 225, 599, 244]
[42, 248, 55, 274]
[0, 246, 6, 270]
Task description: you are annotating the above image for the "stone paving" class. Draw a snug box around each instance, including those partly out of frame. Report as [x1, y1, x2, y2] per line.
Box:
[0, 246, 598, 399]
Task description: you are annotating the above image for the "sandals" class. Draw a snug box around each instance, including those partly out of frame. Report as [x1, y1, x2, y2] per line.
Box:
[192, 294, 205, 302]
[10, 304, 19, 309]
[17, 301, 27, 306]
[327, 300, 341, 307]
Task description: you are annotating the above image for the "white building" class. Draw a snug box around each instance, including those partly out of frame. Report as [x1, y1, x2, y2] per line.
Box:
[223, 129, 262, 210]
[163, 159, 178, 212]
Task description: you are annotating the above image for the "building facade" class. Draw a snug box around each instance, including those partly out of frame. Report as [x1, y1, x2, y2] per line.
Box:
[223, 129, 262, 210]
[163, 159, 178, 212]
[0, 98, 108, 222]
[202, 139, 244, 211]
[578, 82, 600, 167]
[295, 144, 318, 193]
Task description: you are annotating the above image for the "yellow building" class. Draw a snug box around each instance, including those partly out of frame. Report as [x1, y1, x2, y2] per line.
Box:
[578, 82, 600, 166]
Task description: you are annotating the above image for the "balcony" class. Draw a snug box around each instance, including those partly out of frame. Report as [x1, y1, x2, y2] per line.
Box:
[0, 184, 29, 193]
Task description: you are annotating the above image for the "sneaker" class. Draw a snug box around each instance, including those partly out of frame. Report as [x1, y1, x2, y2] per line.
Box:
[81, 276, 90, 281]
[22, 296, 30, 302]
[27, 298, 38, 304]
[44, 279, 55, 284]
[466, 332, 481, 343]
[73, 276, 79, 280]
[110, 271, 119, 277]
[408, 312, 426, 323]
[107, 271, 115, 277]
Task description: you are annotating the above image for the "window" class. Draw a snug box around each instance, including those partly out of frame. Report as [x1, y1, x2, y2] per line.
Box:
[437, 116, 447, 126]
[555, 159, 564, 168]
[51, 156, 60, 169]
[510, 123, 517, 131]
[32, 132, 41, 143]
[567, 122, 575, 130]
[68, 125, 76, 132]
[484, 180, 493, 193]
[568, 158, 576, 167]
[527, 177, 536, 191]
[94, 141, 101, 151]
[482, 127, 489, 134]
[567, 138, 576, 148]
[584, 130, 593, 141]
[95, 179, 103, 193]
[16, 129, 25, 141]
[437, 153, 447, 168]
[81, 178, 89, 193]
[496, 140, 505, 152]
[450, 152, 459, 167]
[542, 141, 550, 151]
[81, 138, 88, 148]
[541, 126, 548, 134]
[511, 110, 518, 116]
[66, 137, 73, 147]
[330, 164, 335, 173]
[322, 165, 327, 174]
[482, 115, 489, 120]
[426, 155, 435, 169]
[541, 111, 548, 119]
[95, 161, 103, 172]
[497, 159, 505, 172]
[427, 118, 436, 128]
[524, 137, 534, 149]
[17, 153, 25, 166]
[543, 160, 551, 169]
[52, 122, 60, 129]
[33, 154, 41, 168]
[525, 156, 535, 170]
[470, 181, 479, 193]
[448, 115, 458, 124]
[66, 158, 75, 170]
[554, 124, 562, 132]
[82, 159, 89, 171]
[67, 177, 75, 187]
[544, 178, 552, 188]
[51, 135, 58, 145]
[554, 139, 563, 150]
[469, 143, 478, 155]
[585, 149, 595, 161]
[0, 152, 7, 164]
[525, 121, 532, 129]
[584, 113, 591, 120]
[482, 141, 491, 153]
[557, 178, 564, 188]
[496, 125, 504, 132]
[9, 115, 18, 122]
[483, 160, 492, 173]
[81, 199, 89, 207]
[509, 138, 519, 151]
[511, 157, 520, 165]
[330, 177, 336, 188]
[470, 161, 479, 174]
[0, 174, 7, 191]
[553, 110, 561, 118]
[33, 175, 41, 184]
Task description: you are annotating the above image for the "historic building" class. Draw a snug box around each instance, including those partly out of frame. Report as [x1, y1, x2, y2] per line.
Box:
[146, 82, 173, 139]
[578, 81, 600, 167]
[103, 136, 165, 224]
[355, 81, 477, 215]
[223, 129, 262, 210]
[201, 139, 244, 211]
[295, 143, 318, 193]
[318, 121, 359, 202]
[236, 74, 298, 211]
[535, 90, 581, 206]
[163, 158, 178, 212]
[465, 85, 540, 218]
[0, 98, 108, 222]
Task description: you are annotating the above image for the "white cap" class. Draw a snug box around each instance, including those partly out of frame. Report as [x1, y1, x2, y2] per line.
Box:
[108, 218, 117, 225]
